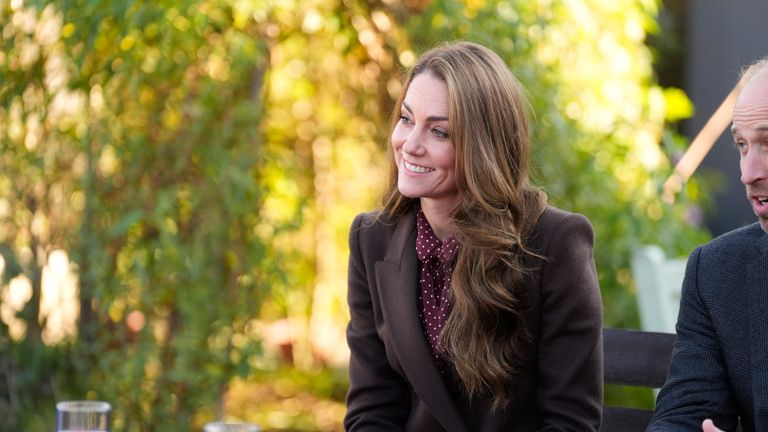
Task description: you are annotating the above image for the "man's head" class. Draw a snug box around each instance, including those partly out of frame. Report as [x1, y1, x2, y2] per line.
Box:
[733, 58, 768, 232]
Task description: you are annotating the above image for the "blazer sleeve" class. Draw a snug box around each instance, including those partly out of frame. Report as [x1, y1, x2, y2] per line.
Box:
[646, 246, 740, 432]
[344, 214, 410, 431]
[536, 212, 603, 431]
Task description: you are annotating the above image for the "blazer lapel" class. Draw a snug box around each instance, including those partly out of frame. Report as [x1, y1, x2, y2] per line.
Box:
[374, 211, 468, 432]
[748, 232, 768, 429]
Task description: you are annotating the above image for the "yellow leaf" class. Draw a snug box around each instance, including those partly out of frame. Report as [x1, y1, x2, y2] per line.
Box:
[663, 87, 694, 122]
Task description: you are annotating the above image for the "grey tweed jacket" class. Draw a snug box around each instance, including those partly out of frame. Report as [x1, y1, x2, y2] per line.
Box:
[648, 222, 768, 432]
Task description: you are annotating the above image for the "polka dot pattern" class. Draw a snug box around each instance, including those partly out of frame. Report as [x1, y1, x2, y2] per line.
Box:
[415, 209, 459, 373]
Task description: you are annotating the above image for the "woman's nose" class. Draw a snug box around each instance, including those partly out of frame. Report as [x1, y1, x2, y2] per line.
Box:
[402, 129, 423, 154]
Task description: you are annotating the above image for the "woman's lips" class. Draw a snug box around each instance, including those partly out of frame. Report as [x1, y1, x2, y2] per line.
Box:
[403, 159, 434, 174]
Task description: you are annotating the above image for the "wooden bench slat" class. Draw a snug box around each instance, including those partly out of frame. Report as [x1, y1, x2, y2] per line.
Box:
[601, 406, 654, 432]
[603, 327, 676, 388]
[600, 327, 677, 432]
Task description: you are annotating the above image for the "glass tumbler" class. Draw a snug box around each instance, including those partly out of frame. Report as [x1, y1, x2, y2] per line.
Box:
[55, 400, 111, 432]
[203, 422, 260, 432]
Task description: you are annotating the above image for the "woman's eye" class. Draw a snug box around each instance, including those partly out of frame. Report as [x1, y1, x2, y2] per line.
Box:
[433, 128, 449, 138]
[399, 115, 412, 125]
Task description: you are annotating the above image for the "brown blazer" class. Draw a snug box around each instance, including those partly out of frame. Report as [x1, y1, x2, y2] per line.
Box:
[344, 206, 603, 431]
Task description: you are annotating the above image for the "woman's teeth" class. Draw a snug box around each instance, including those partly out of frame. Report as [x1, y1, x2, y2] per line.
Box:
[404, 160, 434, 174]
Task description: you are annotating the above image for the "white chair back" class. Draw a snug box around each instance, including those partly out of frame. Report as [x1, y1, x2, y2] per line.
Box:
[630, 245, 687, 333]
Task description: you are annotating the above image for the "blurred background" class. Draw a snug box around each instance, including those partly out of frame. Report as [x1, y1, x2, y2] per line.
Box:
[0, 0, 765, 430]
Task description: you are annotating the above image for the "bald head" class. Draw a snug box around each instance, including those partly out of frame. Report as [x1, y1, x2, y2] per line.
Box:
[738, 58, 768, 98]
[737, 66, 768, 108]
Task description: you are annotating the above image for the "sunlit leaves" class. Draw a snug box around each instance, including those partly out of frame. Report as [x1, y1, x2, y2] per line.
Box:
[2, 0, 279, 429]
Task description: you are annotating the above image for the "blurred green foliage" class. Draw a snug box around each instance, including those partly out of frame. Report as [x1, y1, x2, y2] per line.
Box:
[2, 0, 279, 429]
[0, 0, 710, 430]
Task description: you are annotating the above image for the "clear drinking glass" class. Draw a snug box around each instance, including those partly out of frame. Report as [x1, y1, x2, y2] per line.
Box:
[203, 422, 260, 432]
[55, 400, 111, 432]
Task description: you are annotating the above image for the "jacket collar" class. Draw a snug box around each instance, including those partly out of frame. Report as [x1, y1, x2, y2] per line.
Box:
[375, 209, 468, 432]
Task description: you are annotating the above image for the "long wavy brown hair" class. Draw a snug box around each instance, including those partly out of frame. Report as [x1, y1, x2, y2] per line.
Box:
[381, 41, 548, 410]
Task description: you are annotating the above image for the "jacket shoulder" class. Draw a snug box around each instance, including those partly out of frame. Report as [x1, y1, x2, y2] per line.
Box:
[536, 206, 592, 229]
[349, 210, 403, 259]
[702, 223, 763, 250]
[528, 206, 594, 250]
[351, 210, 397, 237]
[698, 222, 765, 261]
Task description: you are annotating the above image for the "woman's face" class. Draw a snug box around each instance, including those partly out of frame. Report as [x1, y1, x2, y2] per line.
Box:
[391, 72, 459, 210]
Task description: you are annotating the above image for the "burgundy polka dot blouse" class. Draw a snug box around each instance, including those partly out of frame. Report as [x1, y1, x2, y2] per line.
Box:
[415, 209, 459, 372]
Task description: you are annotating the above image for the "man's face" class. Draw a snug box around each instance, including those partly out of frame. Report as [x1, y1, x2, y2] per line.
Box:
[732, 68, 768, 232]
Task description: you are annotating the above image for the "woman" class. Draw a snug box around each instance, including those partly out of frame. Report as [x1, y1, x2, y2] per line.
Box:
[344, 41, 602, 431]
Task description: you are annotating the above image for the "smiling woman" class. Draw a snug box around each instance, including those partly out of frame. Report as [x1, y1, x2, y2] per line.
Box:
[391, 72, 458, 239]
[344, 41, 603, 431]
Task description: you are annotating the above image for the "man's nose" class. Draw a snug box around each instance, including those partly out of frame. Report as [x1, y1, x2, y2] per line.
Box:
[741, 146, 768, 185]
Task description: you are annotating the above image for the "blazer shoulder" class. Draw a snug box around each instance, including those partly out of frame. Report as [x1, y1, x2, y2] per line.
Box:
[351, 210, 379, 230]
[349, 210, 405, 255]
[528, 206, 594, 249]
[536, 206, 592, 229]
[699, 222, 765, 258]
[350, 210, 397, 237]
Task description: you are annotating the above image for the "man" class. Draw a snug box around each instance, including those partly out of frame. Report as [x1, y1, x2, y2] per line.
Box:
[647, 57, 768, 432]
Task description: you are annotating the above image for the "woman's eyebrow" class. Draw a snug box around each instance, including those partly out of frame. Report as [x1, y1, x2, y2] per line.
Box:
[402, 101, 448, 122]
